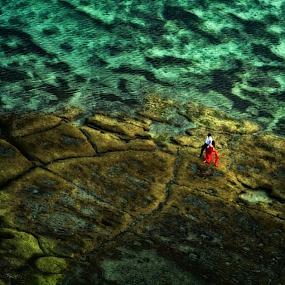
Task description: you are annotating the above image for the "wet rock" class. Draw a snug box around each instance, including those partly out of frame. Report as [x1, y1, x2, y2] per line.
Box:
[156, 141, 178, 154]
[171, 134, 197, 147]
[184, 102, 260, 134]
[54, 106, 84, 121]
[231, 134, 285, 203]
[37, 236, 73, 257]
[239, 190, 273, 204]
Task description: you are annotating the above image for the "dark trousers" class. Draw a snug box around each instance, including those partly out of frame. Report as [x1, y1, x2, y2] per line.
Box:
[200, 143, 208, 158]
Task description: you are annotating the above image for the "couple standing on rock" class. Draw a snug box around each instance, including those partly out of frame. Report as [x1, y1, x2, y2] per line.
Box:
[200, 133, 219, 167]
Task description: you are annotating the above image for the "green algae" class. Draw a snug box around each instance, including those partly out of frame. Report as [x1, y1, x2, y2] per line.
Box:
[38, 236, 62, 256]
[0, 228, 43, 262]
[35, 257, 68, 274]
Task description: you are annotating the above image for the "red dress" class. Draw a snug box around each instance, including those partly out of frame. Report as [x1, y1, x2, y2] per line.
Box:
[204, 145, 219, 167]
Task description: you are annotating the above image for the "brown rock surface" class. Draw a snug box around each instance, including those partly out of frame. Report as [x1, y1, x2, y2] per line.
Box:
[81, 126, 156, 152]
[87, 113, 150, 138]
[0, 102, 284, 285]
[1, 167, 130, 241]
[133, 185, 285, 284]
[0, 139, 32, 186]
[13, 123, 96, 163]
[1, 114, 62, 137]
[47, 150, 175, 215]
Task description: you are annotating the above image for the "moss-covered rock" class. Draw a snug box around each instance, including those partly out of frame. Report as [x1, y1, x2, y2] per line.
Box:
[101, 248, 206, 285]
[28, 273, 63, 285]
[129, 184, 284, 284]
[35, 257, 68, 274]
[0, 228, 43, 269]
[37, 236, 74, 258]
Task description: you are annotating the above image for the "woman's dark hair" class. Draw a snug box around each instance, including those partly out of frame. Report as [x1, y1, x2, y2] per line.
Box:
[208, 133, 211, 137]
[212, 140, 215, 147]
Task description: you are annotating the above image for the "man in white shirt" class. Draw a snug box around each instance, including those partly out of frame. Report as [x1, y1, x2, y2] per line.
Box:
[199, 133, 213, 158]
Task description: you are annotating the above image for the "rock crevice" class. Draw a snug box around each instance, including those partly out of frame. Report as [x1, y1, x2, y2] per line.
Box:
[0, 102, 284, 285]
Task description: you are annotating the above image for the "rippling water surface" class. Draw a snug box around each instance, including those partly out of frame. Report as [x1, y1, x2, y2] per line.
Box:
[1, 0, 285, 134]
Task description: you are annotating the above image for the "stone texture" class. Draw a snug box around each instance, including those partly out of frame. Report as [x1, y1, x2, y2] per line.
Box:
[87, 114, 150, 138]
[81, 126, 156, 153]
[184, 102, 261, 135]
[0, 105, 284, 285]
[0, 139, 32, 186]
[28, 273, 63, 285]
[2, 114, 62, 137]
[47, 150, 175, 215]
[35, 257, 68, 274]
[100, 247, 205, 285]
[1, 167, 131, 246]
[13, 123, 96, 163]
[0, 228, 43, 269]
[133, 185, 285, 285]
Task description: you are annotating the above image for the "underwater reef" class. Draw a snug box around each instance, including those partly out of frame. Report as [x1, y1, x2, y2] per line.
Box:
[0, 97, 284, 284]
[0, 0, 285, 134]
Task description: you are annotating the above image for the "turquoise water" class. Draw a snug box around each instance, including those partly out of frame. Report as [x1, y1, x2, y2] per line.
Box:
[0, 0, 285, 134]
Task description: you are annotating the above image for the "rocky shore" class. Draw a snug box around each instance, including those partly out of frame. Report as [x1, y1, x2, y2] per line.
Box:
[0, 97, 284, 284]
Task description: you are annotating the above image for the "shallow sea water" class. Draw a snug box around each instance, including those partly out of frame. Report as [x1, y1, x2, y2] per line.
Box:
[0, 0, 285, 134]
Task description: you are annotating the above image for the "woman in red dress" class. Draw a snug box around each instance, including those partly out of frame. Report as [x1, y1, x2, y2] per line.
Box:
[204, 140, 219, 167]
